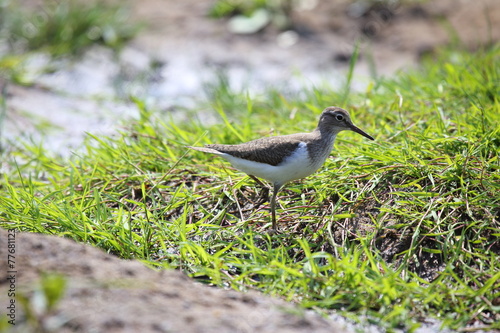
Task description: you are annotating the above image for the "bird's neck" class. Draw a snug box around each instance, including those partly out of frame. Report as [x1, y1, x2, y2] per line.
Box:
[313, 123, 341, 144]
[307, 126, 339, 164]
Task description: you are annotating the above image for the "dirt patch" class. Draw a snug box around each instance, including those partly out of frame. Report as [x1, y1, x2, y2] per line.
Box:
[130, 0, 500, 81]
[0, 228, 343, 333]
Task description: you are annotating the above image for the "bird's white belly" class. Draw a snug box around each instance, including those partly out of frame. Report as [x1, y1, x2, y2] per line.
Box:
[222, 142, 327, 187]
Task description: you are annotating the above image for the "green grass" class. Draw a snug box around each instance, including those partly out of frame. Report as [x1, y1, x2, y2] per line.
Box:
[0, 0, 141, 86]
[1, 47, 499, 331]
[0, 0, 139, 57]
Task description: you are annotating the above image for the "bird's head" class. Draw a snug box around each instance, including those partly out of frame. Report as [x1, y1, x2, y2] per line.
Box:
[319, 106, 374, 140]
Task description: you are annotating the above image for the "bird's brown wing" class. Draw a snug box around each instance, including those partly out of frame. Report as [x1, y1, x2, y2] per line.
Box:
[205, 134, 308, 166]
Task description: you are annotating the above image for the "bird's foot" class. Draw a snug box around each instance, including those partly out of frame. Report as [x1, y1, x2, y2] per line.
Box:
[267, 220, 281, 234]
[265, 228, 280, 235]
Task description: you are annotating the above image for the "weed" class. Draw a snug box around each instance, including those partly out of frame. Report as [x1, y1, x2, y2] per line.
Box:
[0, 0, 140, 56]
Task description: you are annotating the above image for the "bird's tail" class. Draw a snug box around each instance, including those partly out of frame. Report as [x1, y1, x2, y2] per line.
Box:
[187, 146, 222, 155]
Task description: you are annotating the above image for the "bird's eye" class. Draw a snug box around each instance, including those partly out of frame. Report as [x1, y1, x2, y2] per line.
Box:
[335, 114, 344, 121]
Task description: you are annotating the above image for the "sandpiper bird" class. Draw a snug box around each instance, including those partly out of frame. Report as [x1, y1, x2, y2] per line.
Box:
[189, 106, 374, 230]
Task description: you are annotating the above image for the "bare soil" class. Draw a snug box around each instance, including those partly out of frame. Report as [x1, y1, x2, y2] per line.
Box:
[131, 0, 500, 82]
[0, 228, 343, 333]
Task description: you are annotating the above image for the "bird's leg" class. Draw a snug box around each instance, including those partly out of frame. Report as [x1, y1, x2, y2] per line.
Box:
[248, 175, 270, 207]
[249, 176, 281, 230]
[249, 175, 266, 189]
[270, 183, 282, 230]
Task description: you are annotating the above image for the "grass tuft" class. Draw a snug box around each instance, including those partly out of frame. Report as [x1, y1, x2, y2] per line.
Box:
[1, 47, 499, 330]
[0, 0, 140, 57]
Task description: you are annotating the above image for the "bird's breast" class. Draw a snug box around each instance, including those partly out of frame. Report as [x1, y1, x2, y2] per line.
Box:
[219, 141, 333, 187]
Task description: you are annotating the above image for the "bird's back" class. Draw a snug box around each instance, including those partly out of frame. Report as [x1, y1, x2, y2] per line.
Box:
[205, 133, 315, 166]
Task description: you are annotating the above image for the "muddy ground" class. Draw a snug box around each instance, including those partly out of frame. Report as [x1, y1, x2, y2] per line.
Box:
[2, 0, 499, 332]
[5, 0, 500, 152]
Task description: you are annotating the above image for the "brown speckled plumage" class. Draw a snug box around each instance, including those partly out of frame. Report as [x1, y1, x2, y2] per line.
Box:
[188, 106, 374, 230]
[205, 134, 309, 166]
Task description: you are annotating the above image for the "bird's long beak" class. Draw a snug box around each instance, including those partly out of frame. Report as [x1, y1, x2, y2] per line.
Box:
[348, 123, 374, 141]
